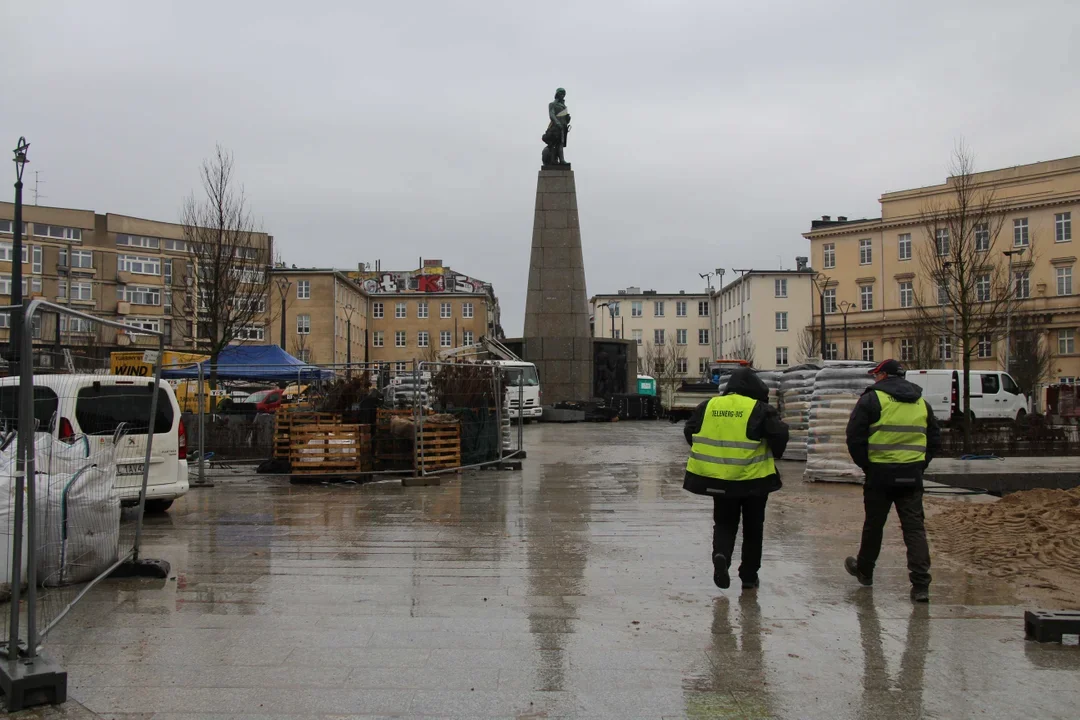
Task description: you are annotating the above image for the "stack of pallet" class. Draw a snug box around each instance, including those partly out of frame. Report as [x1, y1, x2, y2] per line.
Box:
[273, 410, 338, 459]
[275, 408, 372, 475]
[416, 421, 461, 472]
[375, 408, 417, 471]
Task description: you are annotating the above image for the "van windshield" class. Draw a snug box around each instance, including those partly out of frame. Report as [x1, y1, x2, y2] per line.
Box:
[503, 367, 540, 387]
[0, 386, 59, 433]
[75, 385, 174, 435]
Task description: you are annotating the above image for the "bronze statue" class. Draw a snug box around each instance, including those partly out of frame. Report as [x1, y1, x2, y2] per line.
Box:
[542, 88, 571, 166]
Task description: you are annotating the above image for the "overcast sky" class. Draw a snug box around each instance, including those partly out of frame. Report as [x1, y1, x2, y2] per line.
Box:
[3, 1, 1077, 334]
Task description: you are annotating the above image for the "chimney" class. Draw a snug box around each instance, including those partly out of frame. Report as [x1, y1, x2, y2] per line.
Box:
[795, 256, 809, 271]
[837, 216, 848, 222]
[821, 215, 831, 222]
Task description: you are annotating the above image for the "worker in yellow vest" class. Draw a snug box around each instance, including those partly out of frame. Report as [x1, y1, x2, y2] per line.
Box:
[845, 359, 942, 603]
[684, 368, 789, 591]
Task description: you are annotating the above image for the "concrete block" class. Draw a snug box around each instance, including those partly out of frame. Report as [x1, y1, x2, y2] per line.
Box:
[542, 337, 575, 360]
[567, 210, 580, 229]
[522, 313, 539, 338]
[523, 336, 542, 360]
[571, 267, 587, 291]
[542, 246, 571, 269]
[538, 309, 574, 335]
[541, 229, 573, 248]
[533, 211, 545, 231]
[571, 291, 589, 314]
[539, 175, 568, 194]
[544, 360, 572, 386]
[542, 193, 572, 211]
[528, 267, 541, 290]
[574, 336, 593, 360]
[530, 246, 542, 268]
[544, 210, 568, 229]
[542, 268, 575, 291]
[570, 194, 577, 211]
[535, 193, 543, 212]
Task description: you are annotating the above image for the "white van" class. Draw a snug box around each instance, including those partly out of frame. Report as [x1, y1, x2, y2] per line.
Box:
[0, 375, 189, 512]
[498, 361, 542, 420]
[906, 369, 1028, 423]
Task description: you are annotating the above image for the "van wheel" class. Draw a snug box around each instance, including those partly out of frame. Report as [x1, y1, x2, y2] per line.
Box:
[1015, 409, 1028, 425]
[144, 499, 174, 513]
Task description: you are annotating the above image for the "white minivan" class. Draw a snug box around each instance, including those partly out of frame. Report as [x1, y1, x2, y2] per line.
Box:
[906, 369, 1028, 424]
[0, 375, 189, 512]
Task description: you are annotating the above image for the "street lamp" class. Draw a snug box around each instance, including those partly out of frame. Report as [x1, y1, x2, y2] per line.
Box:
[343, 302, 356, 378]
[700, 268, 724, 361]
[9, 137, 29, 365]
[1003, 248, 1027, 373]
[814, 272, 831, 359]
[597, 301, 620, 339]
[837, 300, 856, 360]
[274, 275, 292, 350]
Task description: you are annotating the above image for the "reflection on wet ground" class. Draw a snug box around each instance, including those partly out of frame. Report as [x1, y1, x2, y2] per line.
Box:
[23, 422, 1080, 719]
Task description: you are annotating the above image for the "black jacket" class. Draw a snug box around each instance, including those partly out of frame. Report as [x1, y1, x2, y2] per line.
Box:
[846, 376, 942, 488]
[682, 368, 789, 498]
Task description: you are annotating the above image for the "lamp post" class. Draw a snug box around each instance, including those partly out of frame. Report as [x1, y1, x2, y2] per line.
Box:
[607, 301, 619, 339]
[715, 268, 724, 359]
[275, 275, 291, 350]
[700, 269, 724, 361]
[343, 302, 356, 378]
[1003, 248, 1026, 373]
[814, 272, 831, 360]
[9, 137, 29, 366]
[837, 300, 855, 360]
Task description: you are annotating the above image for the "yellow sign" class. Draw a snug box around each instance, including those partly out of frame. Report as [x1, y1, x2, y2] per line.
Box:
[110, 351, 208, 377]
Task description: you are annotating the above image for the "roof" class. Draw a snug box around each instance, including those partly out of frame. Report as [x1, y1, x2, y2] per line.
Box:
[161, 345, 333, 382]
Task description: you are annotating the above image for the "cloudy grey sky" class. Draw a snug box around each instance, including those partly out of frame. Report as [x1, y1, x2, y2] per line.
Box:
[3, 0, 1077, 334]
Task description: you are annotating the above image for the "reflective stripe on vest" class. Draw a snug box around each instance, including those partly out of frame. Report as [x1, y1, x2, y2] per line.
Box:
[868, 390, 928, 465]
[686, 394, 776, 481]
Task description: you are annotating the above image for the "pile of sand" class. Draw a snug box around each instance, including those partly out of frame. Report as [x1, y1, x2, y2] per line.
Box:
[928, 488, 1080, 582]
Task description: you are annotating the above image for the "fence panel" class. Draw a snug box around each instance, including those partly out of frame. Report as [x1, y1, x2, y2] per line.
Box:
[417, 361, 505, 475]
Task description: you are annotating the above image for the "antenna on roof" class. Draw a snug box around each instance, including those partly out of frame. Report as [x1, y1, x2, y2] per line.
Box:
[33, 171, 46, 205]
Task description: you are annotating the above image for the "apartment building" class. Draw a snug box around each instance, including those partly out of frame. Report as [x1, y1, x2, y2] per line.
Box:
[269, 268, 366, 366]
[346, 260, 500, 370]
[803, 155, 1080, 382]
[590, 288, 714, 377]
[716, 268, 816, 370]
[0, 202, 273, 359]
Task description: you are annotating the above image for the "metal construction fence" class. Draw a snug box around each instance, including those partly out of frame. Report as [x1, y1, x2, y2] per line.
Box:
[1, 300, 165, 709]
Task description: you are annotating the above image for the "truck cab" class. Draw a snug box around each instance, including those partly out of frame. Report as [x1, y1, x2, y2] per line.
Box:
[498, 361, 542, 420]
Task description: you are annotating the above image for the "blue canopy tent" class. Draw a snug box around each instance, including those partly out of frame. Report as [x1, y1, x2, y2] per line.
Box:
[160, 345, 334, 382]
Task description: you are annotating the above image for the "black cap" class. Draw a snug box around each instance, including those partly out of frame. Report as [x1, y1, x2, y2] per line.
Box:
[869, 359, 905, 377]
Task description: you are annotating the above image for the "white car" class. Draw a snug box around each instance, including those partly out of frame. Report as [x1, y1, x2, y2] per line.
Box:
[0, 375, 189, 512]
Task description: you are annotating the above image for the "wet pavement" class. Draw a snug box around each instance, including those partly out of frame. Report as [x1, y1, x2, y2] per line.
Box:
[21, 422, 1080, 719]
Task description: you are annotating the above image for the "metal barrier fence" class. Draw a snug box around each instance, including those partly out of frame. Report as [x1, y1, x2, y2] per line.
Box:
[1, 300, 165, 708]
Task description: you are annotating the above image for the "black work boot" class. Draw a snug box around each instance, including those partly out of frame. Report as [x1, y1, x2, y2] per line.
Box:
[712, 553, 730, 589]
[911, 586, 930, 603]
[845, 557, 873, 587]
[741, 576, 760, 590]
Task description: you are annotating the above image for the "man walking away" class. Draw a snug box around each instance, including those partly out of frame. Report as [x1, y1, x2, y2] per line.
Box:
[844, 359, 941, 603]
[684, 368, 789, 591]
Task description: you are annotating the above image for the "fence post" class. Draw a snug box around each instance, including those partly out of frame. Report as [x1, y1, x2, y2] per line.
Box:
[197, 362, 206, 486]
[22, 302, 39, 657]
[494, 366, 503, 460]
[414, 362, 424, 476]
[131, 335, 164, 561]
[517, 377, 524, 456]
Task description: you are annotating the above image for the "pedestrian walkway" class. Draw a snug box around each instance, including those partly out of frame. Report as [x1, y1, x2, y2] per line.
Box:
[30, 423, 1080, 719]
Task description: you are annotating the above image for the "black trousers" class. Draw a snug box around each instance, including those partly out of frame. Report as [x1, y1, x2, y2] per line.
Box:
[856, 485, 932, 588]
[712, 495, 768, 581]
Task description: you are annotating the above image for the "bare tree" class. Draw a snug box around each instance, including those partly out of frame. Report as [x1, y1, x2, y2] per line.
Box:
[728, 336, 756, 367]
[898, 312, 944, 370]
[796, 326, 818, 364]
[1008, 313, 1052, 405]
[291, 332, 311, 364]
[912, 143, 1025, 450]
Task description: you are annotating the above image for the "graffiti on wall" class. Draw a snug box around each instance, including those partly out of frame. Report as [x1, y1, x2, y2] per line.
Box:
[350, 266, 490, 295]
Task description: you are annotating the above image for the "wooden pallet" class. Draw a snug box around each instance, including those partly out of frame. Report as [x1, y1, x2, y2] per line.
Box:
[274, 409, 341, 459]
[416, 422, 461, 472]
[289, 424, 372, 475]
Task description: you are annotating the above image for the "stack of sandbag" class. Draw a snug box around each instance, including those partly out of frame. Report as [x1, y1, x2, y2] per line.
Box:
[756, 371, 782, 411]
[804, 361, 875, 483]
[779, 363, 821, 461]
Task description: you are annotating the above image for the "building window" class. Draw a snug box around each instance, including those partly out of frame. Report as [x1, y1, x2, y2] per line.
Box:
[1057, 212, 1073, 243]
[824, 288, 837, 314]
[440, 301, 451, 319]
[163, 259, 173, 287]
[676, 300, 687, 317]
[698, 300, 710, 316]
[116, 234, 160, 250]
[613, 329, 622, 339]
[0, 243, 27, 263]
[124, 317, 161, 334]
[440, 330, 452, 347]
[900, 338, 914, 362]
[899, 281, 914, 309]
[824, 243, 836, 269]
[774, 311, 788, 331]
[164, 239, 187, 253]
[61, 281, 93, 302]
[372, 302, 384, 319]
[676, 328, 687, 345]
[1059, 330, 1076, 355]
[978, 334, 993, 359]
[1057, 266, 1073, 296]
[118, 255, 161, 276]
[373, 331, 384, 347]
[34, 224, 81, 242]
[677, 357, 688, 374]
[296, 314, 311, 334]
[417, 301, 429, 319]
[654, 329, 665, 345]
[395, 330, 406, 348]
[774, 347, 787, 367]
[1, 275, 40, 296]
[862, 341, 875, 362]
[120, 285, 161, 306]
[935, 228, 950, 257]
[462, 330, 474, 345]
[462, 302, 474, 319]
[59, 249, 93, 269]
[938, 280, 949, 306]
[59, 316, 92, 335]
[631, 301, 643, 317]
[938, 335, 952, 360]
[859, 238, 872, 265]
[610, 303, 620, 317]
[976, 273, 991, 302]
[632, 329, 642, 345]
[975, 224, 990, 252]
[775, 278, 788, 298]
[395, 302, 406, 319]
[0, 220, 26, 235]
[394, 362, 407, 374]
[653, 301, 665, 317]
[297, 349, 311, 363]
[696, 328, 708, 346]
[418, 331, 429, 347]
[898, 233, 912, 261]
[1013, 218, 1029, 247]
[823, 342, 838, 361]
[31, 246, 42, 274]
[860, 285, 874, 312]
[1015, 270, 1031, 299]
[297, 280, 310, 299]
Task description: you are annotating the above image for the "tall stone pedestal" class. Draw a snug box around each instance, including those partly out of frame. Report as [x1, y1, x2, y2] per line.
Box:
[523, 165, 591, 405]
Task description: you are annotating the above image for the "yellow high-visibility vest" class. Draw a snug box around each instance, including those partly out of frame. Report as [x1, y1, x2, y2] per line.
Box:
[686, 395, 775, 481]
[868, 390, 928, 465]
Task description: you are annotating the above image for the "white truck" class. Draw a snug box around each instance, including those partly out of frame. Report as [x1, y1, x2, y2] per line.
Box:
[438, 337, 542, 421]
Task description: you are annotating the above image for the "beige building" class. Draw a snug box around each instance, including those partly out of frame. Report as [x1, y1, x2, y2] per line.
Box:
[716, 268, 817, 370]
[268, 268, 366, 366]
[803, 156, 1080, 382]
[0, 202, 273, 361]
[591, 288, 714, 377]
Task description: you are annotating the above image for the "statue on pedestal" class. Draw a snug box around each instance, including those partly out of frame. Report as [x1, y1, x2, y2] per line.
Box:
[542, 88, 571, 166]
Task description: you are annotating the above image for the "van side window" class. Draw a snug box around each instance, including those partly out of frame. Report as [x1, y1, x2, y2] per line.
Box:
[981, 374, 1000, 395]
[75, 386, 174, 435]
[1002, 374, 1021, 395]
[0, 386, 59, 433]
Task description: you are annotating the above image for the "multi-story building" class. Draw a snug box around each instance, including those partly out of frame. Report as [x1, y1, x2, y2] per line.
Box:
[346, 260, 500, 371]
[590, 288, 714, 377]
[716, 268, 817, 370]
[0, 202, 273, 360]
[268, 268, 366, 366]
[803, 155, 1080, 382]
